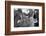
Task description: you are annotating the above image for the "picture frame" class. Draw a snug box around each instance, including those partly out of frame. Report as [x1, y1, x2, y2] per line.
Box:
[5, 1, 45, 35]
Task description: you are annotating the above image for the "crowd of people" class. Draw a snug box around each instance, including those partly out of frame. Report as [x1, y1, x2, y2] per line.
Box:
[14, 8, 39, 27]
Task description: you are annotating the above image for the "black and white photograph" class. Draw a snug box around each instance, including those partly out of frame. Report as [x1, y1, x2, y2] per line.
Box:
[14, 8, 39, 27]
[11, 5, 42, 31]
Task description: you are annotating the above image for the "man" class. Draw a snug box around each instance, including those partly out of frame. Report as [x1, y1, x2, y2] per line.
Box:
[14, 9, 22, 27]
